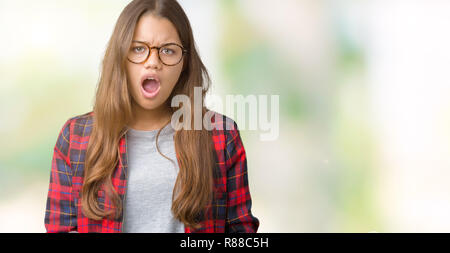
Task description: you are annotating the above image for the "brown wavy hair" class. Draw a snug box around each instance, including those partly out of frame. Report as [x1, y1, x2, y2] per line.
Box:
[81, 0, 215, 230]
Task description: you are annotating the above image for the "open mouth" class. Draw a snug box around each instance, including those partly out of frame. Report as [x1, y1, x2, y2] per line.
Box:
[141, 78, 161, 98]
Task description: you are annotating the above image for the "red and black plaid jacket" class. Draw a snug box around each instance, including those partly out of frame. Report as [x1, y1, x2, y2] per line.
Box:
[44, 111, 259, 233]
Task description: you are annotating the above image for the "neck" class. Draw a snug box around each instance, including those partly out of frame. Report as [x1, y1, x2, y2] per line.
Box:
[128, 102, 172, 131]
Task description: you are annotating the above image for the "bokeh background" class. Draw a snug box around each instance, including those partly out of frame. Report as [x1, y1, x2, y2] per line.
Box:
[1, 0, 450, 232]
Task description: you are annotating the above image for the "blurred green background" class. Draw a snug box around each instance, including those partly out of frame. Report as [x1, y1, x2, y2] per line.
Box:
[1, 0, 450, 232]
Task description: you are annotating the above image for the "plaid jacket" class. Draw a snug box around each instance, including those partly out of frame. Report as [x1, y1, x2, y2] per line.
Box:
[44, 111, 259, 233]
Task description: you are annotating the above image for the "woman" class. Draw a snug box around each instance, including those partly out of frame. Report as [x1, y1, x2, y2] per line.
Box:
[44, 0, 259, 233]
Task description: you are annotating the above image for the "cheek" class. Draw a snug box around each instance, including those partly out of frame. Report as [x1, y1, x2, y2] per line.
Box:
[166, 65, 184, 88]
[126, 63, 140, 88]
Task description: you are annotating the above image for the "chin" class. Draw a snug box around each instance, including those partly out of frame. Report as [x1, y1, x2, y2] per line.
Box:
[140, 95, 171, 110]
[139, 101, 163, 111]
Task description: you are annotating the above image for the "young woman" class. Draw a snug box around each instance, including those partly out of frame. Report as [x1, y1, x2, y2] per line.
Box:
[44, 0, 259, 233]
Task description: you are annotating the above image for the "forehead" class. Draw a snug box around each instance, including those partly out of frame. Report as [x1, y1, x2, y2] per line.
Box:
[133, 13, 181, 45]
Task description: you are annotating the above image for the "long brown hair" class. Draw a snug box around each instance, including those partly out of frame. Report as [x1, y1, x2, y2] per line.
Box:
[81, 0, 215, 229]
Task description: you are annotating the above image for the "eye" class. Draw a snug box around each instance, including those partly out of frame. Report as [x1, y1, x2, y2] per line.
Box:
[132, 46, 146, 53]
[161, 48, 174, 55]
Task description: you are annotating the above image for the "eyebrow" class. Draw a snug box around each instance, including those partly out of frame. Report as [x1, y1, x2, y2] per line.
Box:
[132, 40, 179, 46]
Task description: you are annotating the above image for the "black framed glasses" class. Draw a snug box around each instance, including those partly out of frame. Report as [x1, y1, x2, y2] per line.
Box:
[127, 40, 188, 66]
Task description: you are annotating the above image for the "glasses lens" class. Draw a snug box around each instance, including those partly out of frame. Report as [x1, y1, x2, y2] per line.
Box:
[128, 42, 149, 63]
[159, 44, 183, 65]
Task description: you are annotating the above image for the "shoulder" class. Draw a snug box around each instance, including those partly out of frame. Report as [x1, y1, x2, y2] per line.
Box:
[206, 110, 244, 154]
[59, 111, 94, 138]
[53, 112, 93, 167]
[206, 110, 238, 133]
[67, 111, 94, 128]
[55, 112, 93, 154]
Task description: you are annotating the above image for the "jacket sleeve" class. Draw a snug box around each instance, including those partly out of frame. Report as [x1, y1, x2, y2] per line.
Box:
[224, 120, 260, 233]
[44, 119, 77, 232]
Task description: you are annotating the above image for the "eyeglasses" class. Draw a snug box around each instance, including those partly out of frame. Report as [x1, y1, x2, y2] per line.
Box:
[127, 41, 188, 66]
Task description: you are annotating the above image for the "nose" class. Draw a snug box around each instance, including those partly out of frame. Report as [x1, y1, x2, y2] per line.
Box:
[144, 48, 162, 69]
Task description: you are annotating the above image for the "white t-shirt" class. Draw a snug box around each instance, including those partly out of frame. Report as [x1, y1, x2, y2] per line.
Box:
[122, 123, 185, 233]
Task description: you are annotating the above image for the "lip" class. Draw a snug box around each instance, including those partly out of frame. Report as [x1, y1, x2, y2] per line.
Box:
[140, 73, 161, 99]
[140, 73, 161, 86]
